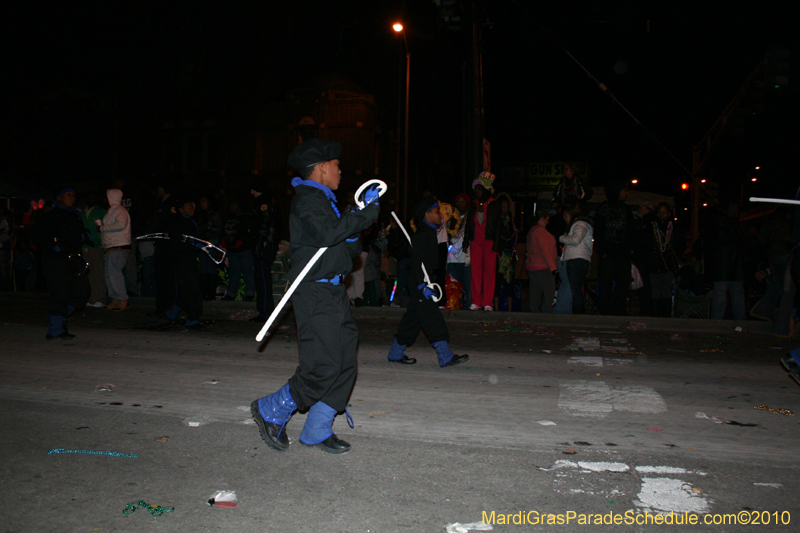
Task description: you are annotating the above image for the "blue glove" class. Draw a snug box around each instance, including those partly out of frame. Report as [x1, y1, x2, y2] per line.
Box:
[417, 283, 435, 300]
[363, 185, 381, 206]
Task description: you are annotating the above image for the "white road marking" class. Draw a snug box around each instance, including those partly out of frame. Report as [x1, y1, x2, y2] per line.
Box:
[635, 477, 711, 514]
[558, 380, 667, 417]
[567, 356, 604, 366]
[564, 336, 637, 353]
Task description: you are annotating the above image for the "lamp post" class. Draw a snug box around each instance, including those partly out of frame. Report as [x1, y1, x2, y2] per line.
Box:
[393, 22, 410, 220]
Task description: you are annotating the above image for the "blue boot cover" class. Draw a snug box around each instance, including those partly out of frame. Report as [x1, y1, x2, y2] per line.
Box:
[387, 338, 407, 361]
[791, 348, 800, 366]
[299, 402, 337, 445]
[257, 383, 296, 425]
[432, 340, 455, 367]
[47, 315, 65, 337]
[166, 305, 181, 320]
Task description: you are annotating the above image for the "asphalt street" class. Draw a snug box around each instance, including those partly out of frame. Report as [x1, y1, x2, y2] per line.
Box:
[1, 293, 799, 532]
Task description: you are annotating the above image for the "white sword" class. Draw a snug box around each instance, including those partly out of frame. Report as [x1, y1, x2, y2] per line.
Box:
[256, 179, 387, 342]
[750, 197, 800, 206]
[389, 211, 443, 302]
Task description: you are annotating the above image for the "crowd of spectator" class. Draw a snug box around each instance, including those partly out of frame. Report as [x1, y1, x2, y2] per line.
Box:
[0, 168, 797, 339]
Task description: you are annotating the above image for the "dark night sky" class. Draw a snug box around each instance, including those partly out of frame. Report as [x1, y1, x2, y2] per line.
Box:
[7, 0, 797, 200]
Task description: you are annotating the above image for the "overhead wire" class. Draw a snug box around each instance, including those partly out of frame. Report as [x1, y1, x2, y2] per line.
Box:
[508, 0, 695, 179]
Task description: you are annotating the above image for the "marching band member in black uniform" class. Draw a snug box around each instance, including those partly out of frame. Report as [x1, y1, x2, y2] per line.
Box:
[251, 139, 380, 454]
[387, 196, 469, 367]
[32, 187, 90, 339]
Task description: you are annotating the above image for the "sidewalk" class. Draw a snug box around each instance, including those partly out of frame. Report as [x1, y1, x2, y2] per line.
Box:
[143, 294, 766, 336]
[0, 291, 771, 336]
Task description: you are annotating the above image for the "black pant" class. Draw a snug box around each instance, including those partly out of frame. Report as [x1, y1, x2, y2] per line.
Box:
[598, 253, 632, 315]
[154, 246, 176, 314]
[175, 256, 202, 321]
[42, 253, 89, 317]
[288, 282, 357, 412]
[566, 258, 590, 314]
[395, 284, 449, 347]
[254, 253, 275, 317]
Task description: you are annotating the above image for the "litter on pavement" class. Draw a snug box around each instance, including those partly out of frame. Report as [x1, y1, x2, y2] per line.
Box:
[695, 412, 724, 423]
[47, 448, 139, 458]
[208, 490, 238, 508]
[753, 404, 795, 416]
[445, 522, 493, 533]
[536, 420, 556, 426]
[538, 462, 569, 471]
[122, 500, 174, 517]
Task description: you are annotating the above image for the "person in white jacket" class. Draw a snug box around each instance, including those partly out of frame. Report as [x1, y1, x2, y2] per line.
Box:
[559, 204, 593, 314]
[97, 189, 131, 311]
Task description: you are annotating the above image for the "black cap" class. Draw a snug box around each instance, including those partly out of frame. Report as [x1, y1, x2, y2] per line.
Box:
[288, 139, 342, 170]
[413, 195, 439, 220]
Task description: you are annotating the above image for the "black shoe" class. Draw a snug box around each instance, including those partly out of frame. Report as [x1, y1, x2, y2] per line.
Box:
[302, 434, 351, 454]
[444, 354, 469, 367]
[250, 400, 289, 451]
[146, 310, 167, 318]
[248, 314, 267, 323]
[389, 355, 417, 365]
[46, 331, 76, 340]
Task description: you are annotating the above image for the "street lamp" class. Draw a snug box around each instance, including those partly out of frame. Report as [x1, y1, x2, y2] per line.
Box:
[393, 22, 410, 220]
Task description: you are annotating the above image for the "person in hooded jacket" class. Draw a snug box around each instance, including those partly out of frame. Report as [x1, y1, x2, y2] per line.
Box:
[250, 139, 380, 455]
[32, 187, 91, 339]
[98, 189, 132, 311]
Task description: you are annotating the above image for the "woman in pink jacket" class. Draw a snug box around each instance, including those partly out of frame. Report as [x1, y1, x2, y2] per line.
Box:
[526, 213, 558, 312]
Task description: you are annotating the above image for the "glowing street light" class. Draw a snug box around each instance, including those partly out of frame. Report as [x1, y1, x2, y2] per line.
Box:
[630, 179, 638, 185]
[393, 22, 410, 220]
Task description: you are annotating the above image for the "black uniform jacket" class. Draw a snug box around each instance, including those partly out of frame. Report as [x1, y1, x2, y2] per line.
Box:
[407, 222, 438, 289]
[32, 204, 86, 254]
[253, 193, 279, 259]
[287, 182, 379, 284]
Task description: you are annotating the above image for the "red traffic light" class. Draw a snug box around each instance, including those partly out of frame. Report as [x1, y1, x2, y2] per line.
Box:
[681, 183, 689, 190]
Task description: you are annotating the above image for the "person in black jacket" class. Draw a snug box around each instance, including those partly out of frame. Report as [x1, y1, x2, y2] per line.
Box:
[164, 197, 204, 330]
[250, 177, 279, 322]
[594, 178, 635, 315]
[251, 139, 380, 455]
[386, 196, 470, 367]
[707, 199, 746, 320]
[152, 180, 178, 317]
[222, 198, 256, 301]
[32, 187, 91, 339]
[646, 203, 685, 317]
